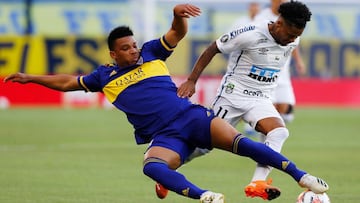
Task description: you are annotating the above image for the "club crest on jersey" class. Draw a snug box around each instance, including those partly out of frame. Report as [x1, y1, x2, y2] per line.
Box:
[225, 83, 235, 94]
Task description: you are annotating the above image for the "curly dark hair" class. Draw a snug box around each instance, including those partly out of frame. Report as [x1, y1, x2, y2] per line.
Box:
[107, 26, 134, 51]
[278, 0, 312, 29]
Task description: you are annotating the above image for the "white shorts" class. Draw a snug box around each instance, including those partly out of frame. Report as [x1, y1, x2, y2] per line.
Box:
[271, 62, 295, 105]
[271, 83, 295, 105]
[212, 96, 283, 128]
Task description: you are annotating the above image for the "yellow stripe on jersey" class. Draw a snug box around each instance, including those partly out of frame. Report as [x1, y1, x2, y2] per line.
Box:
[103, 60, 170, 103]
[160, 36, 175, 51]
[79, 76, 90, 92]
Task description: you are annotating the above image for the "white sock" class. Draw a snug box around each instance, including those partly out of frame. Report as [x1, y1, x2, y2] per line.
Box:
[251, 127, 289, 181]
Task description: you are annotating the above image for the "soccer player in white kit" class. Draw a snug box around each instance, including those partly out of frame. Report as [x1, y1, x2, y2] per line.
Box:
[177, 1, 312, 201]
[254, 0, 306, 124]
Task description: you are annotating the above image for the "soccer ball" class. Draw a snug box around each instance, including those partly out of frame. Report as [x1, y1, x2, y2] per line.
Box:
[296, 190, 330, 203]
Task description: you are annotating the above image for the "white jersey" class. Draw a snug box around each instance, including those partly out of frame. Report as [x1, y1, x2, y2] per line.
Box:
[254, 8, 292, 86]
[254, 7, 296, 105]
[214, 21, 299, 106]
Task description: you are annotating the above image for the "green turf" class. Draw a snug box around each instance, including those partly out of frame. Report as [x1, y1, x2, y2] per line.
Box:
[0, 107, 359, 202]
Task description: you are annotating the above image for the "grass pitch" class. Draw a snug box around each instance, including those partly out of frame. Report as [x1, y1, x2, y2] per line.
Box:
[0, 107, 359, 203]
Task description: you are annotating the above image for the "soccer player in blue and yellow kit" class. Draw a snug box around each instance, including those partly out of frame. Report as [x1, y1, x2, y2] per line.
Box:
[4, 4, 328, 203]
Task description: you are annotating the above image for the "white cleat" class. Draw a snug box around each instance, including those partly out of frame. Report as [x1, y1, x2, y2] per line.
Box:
[298, 174, 329, 194]
[200, 191, 225, 203]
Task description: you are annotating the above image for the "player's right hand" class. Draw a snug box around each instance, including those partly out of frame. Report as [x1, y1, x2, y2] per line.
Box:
[177, 79, 196, 98]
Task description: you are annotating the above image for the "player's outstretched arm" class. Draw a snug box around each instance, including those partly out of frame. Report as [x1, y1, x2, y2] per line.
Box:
[4, 72, 82, 92]
[292, 47, 306, 76]
[177, 41, 220, 98]
[164, 4, 201, 48]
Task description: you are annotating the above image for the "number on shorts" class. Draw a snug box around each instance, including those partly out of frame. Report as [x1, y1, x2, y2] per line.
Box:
[215, 106, 228, 119]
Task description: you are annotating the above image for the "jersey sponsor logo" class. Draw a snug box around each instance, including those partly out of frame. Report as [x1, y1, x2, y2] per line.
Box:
[243, 89, 269, 98]
[114, 68, 145, 87]
[103, 60, 170, 103]
[248, 65, 279, 83]
[229, 26, 255, 39]
[220, 26, 255, 43]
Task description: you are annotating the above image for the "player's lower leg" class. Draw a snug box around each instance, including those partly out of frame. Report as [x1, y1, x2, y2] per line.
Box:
[281, 104, 295, 123]
[245, 128, 289, 200]
[232, 134, 329, 198]
[154, 147, 211, 199]
[143, 157, 224, 200]
[251, 127, 289, 181]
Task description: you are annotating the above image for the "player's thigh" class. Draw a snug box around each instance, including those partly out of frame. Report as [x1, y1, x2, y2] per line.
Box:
[242, 100, 285, 133]
[145, 131, 196, 169]
[210, 117, 239, 152]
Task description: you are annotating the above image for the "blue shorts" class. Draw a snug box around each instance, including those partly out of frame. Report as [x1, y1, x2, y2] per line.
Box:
[147, 104, 215, 163]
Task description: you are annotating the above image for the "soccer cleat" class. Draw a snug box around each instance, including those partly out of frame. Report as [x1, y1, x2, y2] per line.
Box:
[200, 191, 225, 203]
[244, 178, 281, 200]
[298, 174, 329, 194]
[155, 182, 168, 199]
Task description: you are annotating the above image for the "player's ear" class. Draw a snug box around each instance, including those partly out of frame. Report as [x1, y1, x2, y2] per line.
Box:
[109, 51, 116, 59]
[275, 18, 283, 27]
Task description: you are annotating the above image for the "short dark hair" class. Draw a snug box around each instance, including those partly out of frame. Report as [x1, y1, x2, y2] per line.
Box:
[107, 26, 134, 51]
[278, 0, 312, 29]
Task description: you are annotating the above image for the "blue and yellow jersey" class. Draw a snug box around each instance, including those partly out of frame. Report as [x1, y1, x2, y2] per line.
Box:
[78, 36, 192, 144]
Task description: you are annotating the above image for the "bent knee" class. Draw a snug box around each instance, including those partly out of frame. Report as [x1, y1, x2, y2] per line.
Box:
[143, 157, 168, 177]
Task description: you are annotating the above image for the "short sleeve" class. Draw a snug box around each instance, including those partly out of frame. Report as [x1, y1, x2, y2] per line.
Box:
[216, 25, 256, 54]
[77, 69, 102, 92]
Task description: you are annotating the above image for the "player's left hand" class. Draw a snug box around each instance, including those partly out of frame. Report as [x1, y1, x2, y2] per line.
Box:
[295, 60, 306, 76]
[3, 73, 30, 84]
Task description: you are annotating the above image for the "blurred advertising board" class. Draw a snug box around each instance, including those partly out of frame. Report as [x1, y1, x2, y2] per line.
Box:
[0, 37, 359, 77]
[1, 76, 360, 108]
[1, 1, 360, 40]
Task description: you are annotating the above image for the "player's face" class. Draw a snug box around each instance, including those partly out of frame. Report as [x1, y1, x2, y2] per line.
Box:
[110, 36, 140, 67]
[272, 19, 304, 46]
